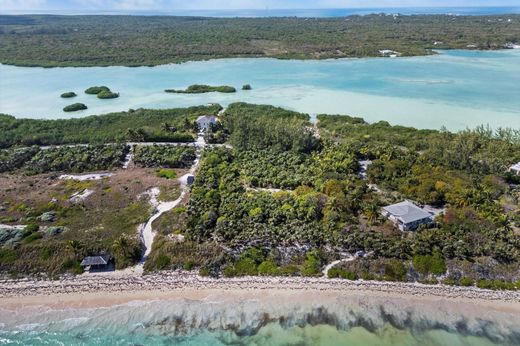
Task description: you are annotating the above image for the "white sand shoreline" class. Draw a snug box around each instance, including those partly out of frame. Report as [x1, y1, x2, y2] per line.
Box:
[1, 271, 519, 309]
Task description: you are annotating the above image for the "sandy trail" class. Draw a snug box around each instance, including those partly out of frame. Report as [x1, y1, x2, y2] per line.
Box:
[140, 134, 205, 260]
[322, 255, 355, 276]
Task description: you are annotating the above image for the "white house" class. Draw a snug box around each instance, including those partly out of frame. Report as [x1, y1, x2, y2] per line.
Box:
[509, 162, 520, 175]
[196, 115, 218, 132]
[382, 200, 434, 231]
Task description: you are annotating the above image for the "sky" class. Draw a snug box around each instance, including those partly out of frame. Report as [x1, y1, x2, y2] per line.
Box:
[1, 0, 519, 12]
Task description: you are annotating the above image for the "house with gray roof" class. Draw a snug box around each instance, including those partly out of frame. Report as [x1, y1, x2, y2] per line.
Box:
[509, 162, 520, 175]
[196, 115, 218, 132]
[80, 254, 113, 272]
[382, 200, 434, 231]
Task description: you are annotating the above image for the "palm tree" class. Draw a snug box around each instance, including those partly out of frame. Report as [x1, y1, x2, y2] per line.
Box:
[65, 240, 82, 257]
[364, 203, 380, 224]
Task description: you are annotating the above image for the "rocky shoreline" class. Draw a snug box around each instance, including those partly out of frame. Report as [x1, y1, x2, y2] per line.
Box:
[1, 270, 519, 303]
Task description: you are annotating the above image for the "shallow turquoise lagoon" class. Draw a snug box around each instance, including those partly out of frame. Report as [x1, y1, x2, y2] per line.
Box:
[1, 49, 519, 130]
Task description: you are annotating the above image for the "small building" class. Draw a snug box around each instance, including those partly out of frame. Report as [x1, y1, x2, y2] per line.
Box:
[382, 200, 434, 231]
[378, 49, 400, 58]
[509, 162, 520, 175]
[196, 115, 218, 132]
[186, 175, 195, 185]
[80, 255, 113, 272]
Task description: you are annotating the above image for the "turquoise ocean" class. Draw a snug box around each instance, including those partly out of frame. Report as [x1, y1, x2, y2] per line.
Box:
[1, 49, 520, 130]
[1, 292, 519, 345]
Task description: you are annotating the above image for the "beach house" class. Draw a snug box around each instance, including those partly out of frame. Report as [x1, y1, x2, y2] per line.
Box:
[80, 254, 114, 272]
[509, 162, 520, 175]
[196, 115, 218, 132]
[382, 200, 434, 231]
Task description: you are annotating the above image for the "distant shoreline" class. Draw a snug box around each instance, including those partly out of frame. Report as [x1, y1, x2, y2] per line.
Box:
[2, 14, 519, 68]
[2, 6, 520, 17]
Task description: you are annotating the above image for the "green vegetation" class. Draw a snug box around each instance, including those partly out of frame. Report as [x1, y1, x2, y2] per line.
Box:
[1, 145, 127, 174]
[0, 175, 151, 275]
[63, 103, 87, 112]
[165, 84, 236, 94]
[412, 252, 446, 275]
[1, 15, 519, 67]
[1, 103, 519, 287]
[156, 169, 177, 180]
[85, 86, 110, 95]
[242, 84, 252, 90]
[145, 103, 519, 286]
[328, 267, 358, 280]
[0, 105, 219, 148]
[133, 145, 196, 168]
[25, 145, 127, 174]
[0, 146, 40, 172]
[84, 86, 119, 99]
[60, 92, 76, 98]
[97, 90, 119, 99]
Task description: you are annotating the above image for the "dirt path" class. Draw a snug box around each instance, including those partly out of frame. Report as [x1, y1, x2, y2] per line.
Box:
[140, 134, 205, 261]
[322, 255, 355, 276]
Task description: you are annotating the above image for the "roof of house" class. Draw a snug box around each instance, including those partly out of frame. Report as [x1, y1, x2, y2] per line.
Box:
[510, 162, 520, 171]
[196, 115, 217, 123]
[80, 255, 110, 266]
[383, 201, 433, 224]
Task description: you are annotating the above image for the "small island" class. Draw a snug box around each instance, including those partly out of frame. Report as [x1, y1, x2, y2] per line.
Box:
[97, 90, 120, 99]
[63, 103, 87, 112]
[60, 91, 77, 98]
[165, 84, 236, 94]
[85, 86, 110, 95]
[242, 84, 252, 90]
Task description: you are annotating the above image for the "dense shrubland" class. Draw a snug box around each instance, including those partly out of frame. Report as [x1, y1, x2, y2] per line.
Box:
[0, 145, 127, 174]
[133, 145, 196, 168]
[1, 103, 519, 288]
[25, 145, 128, 174]
[0, 104, 219, 148]
[145, 103, 520, 288]
[1, 15, 519, 67]
[165, 85, 236, 94]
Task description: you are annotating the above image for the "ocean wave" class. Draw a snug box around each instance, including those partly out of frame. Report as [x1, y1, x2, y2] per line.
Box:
[1, 294, 518, 345]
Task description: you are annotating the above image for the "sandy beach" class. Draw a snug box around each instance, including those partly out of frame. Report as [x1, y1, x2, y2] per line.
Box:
[2, 273, 520, 346]
[1, 271, 519, 311]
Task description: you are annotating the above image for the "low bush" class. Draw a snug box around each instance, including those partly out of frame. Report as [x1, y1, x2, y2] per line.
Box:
[412, 252, 446, 275]
[22, 232, 43, 244]
[60, 91, 77, 98]
[156, 169, 177, 179]
[85, 86, 110, 94]
[97, 90, 119, 99]
[63, 103, 87, 112]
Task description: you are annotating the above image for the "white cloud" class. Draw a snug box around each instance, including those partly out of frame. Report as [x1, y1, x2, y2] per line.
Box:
[114, 0, 163, 10]
[0, 0, 46, 10]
